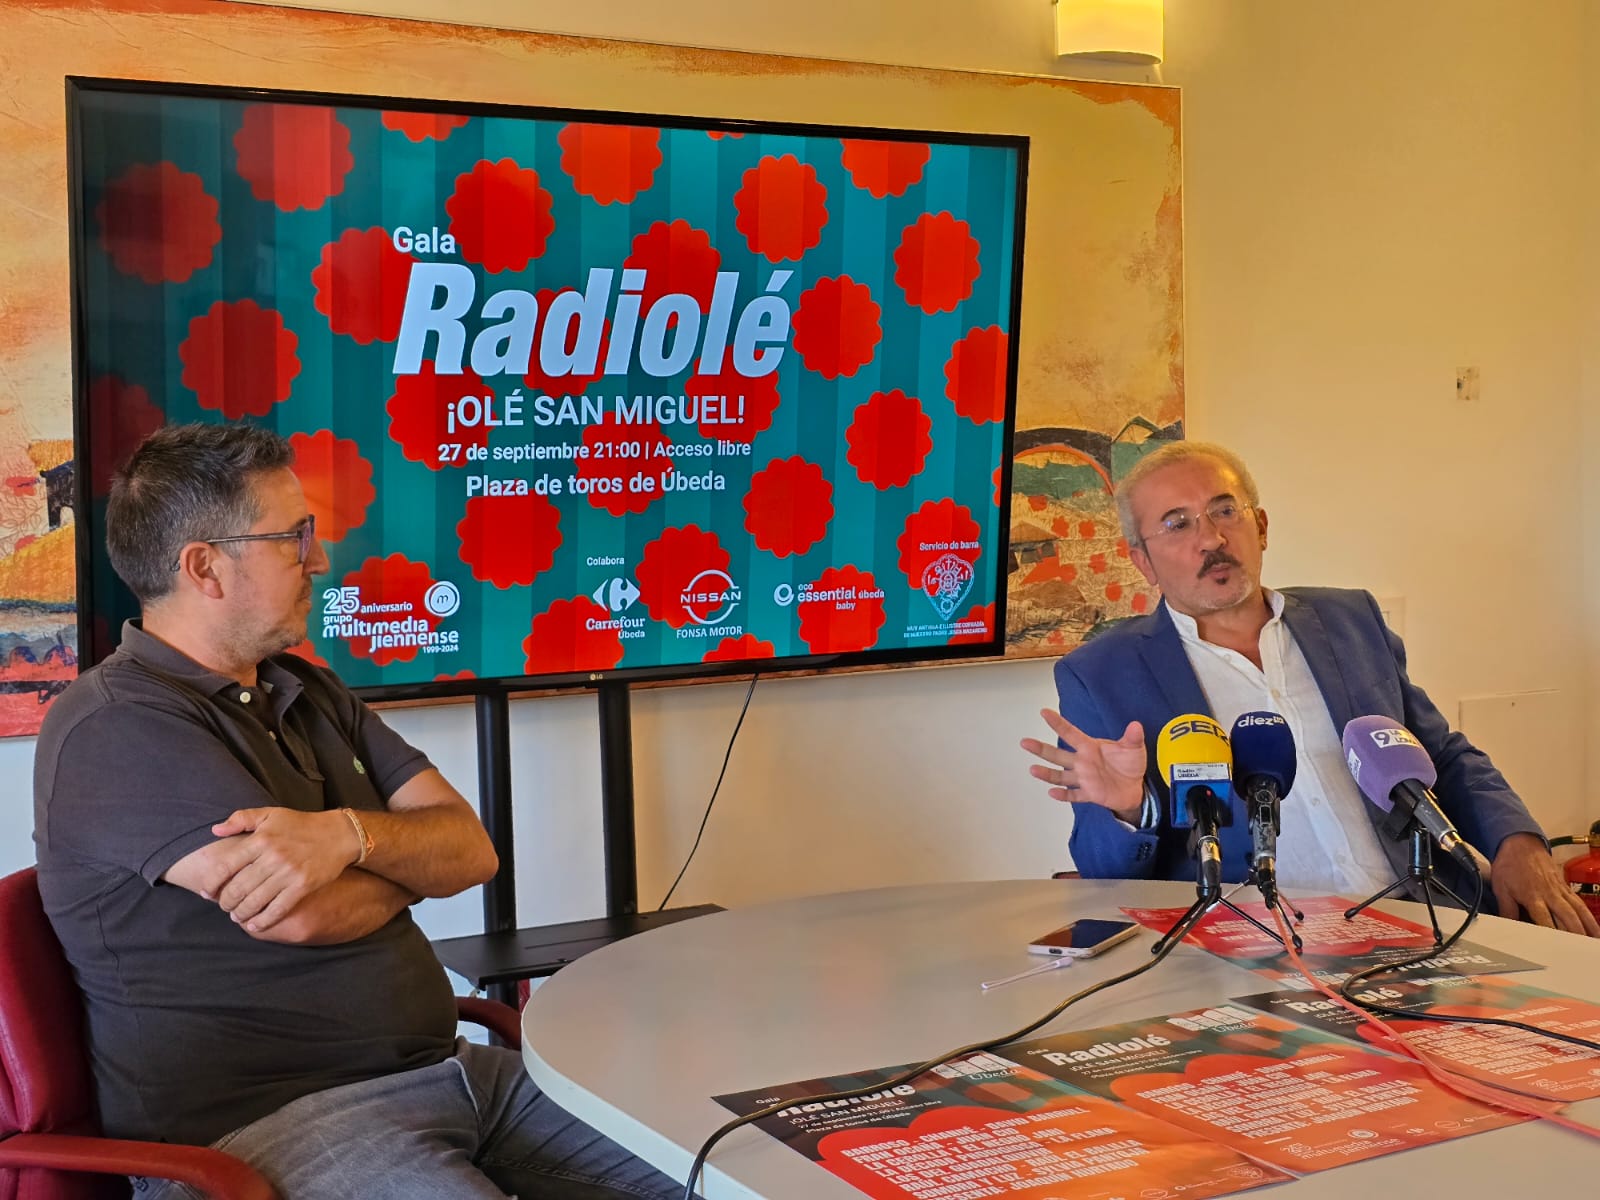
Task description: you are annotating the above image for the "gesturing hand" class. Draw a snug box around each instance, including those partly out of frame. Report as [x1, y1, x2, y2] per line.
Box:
[207, 807, 362, 933]
[1021, 709, 1148, 824]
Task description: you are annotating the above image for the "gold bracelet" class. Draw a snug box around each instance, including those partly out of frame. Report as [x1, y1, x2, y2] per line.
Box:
[340, 807, 375, 865]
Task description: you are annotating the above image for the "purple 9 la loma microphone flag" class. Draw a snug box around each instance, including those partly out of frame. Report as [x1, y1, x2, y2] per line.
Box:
[1340, 715, 1436, 812]
[1341, 715, 1477, 873]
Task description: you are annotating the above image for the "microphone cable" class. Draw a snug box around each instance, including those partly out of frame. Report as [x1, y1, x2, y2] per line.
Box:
[656, 673, 759, 912]
[679, 926, 1190, 1200]
[1267, 888, 1600, 1139]
[1336, 874, 1600, 1056]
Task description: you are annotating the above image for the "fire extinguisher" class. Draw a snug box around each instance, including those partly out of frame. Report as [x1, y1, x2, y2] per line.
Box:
[1551, 820, 1600, 922]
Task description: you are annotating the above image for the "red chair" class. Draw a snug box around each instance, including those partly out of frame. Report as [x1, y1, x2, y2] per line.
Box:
[0, 867, 519, 1200]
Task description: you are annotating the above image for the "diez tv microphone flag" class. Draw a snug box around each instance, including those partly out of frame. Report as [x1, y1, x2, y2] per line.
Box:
[1231, 711, 1294, 903]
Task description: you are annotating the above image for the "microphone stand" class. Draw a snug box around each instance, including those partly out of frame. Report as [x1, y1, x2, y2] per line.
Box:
[1343, 822, 1469, 950]
[1245, 788, 1306, 950]
[1150, 790, 1302, 955]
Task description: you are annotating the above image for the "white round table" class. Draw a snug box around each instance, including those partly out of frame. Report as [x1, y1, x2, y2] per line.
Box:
[522, 879, 1600, 1198]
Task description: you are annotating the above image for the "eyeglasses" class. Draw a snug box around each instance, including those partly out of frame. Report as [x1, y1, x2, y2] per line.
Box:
[171, 515, 317, 572]
[1141, 500, 1252, 543]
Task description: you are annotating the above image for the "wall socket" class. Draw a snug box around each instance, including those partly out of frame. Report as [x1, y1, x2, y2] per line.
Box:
[1456, 366, 1480, 403]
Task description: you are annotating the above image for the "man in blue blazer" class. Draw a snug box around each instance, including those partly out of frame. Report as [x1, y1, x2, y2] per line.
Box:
[1021, 441, 1597, 936]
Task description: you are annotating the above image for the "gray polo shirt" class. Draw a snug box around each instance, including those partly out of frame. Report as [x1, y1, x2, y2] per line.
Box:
[33, 621, 457, 1146]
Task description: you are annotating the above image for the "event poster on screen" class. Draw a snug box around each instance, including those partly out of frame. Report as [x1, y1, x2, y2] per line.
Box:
[71, 81, 1024, 688]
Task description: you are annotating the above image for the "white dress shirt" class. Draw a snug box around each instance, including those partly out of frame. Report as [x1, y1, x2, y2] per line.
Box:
[1167, 590, 1397, 896]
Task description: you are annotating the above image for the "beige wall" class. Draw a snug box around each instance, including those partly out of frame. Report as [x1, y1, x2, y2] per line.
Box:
[3, 1, 1593, 930]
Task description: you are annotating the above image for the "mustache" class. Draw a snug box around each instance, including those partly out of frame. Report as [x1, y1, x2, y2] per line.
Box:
[1199, 549, 1240, 578]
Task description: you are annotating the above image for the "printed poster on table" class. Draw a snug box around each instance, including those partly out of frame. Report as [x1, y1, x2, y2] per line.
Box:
[1007, 1003, 1525, 1173]
[1119, 895, 1542, 988]
[714, 1050, 1290, 1200]
[1230, 975, 1600, 1102]
[715, 997, 1534, 1199]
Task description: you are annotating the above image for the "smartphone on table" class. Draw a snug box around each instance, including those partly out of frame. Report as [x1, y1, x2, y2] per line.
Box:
[1027, 918, 1139, 958]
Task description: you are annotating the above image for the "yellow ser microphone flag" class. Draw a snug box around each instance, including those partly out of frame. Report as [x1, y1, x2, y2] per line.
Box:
[1156, 714, 1234, 828]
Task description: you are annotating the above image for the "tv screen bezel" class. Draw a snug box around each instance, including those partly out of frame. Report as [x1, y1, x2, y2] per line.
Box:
[67, 74, 1028, 702]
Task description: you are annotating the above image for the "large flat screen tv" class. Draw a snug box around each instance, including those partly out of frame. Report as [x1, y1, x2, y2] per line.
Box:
[68, 77, 1026, 698]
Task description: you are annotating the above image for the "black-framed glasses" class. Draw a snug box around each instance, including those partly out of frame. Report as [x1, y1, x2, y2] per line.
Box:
[171, 515, 317, 572]
[1141, 500, 1252, 543]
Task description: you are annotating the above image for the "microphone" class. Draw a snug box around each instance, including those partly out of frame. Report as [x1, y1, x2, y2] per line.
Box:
[1341, 716, 1478, 874]
[1231, 711, 1296, 905]
[1157, 714, 1233, 895]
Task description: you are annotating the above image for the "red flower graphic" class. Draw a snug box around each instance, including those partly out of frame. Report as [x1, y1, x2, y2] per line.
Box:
[791, 276, 881, 380]
[733, 154, 829, 263]
[636, 526, 730, 628]
[685, 365, 780, 443]
[233, 104, 353, 212]
[706, 131, 743, 140]
[289, 430, 374, 543]
[743, 456, 833, 557]
[95, 162, 220, 285]
[894, 212, 981, 314]
[944, 325, 1010, 424]
[435, 669, 477, 681]
[948, 603, 995, 645]
[992, 464, 1003, 507]
[283, 640, 330, 668]
[311, 227, 416, 345]
[796, 565, 886, 654]
[456, 491, 563, 588]
[179, 300, 300, 419]
[557, 123, 663, 205]
[577, 414, 674, 516]
[703, 634, 776, 664]
[446, 159, 556, 272]
[381, 111, 470, 142]
[86, 375, 164, 497]
[339, 555, 441, 666]
[1104, 1043, 1522, 1172]
[523, 597, 625, 675]
[839, 139, 931, 198]
[897, 498, 982, 589]
[623, 220, 722, 324]
[386, 362, 493, 470]
[523, 288, 611, 399]
[845, 389, 932, 489]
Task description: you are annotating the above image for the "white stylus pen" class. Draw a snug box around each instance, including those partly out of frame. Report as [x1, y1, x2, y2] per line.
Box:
[980, 955, 1075, 991]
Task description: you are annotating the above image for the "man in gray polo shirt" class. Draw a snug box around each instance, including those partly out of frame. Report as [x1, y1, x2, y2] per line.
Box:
[34, 423, 676, 1200]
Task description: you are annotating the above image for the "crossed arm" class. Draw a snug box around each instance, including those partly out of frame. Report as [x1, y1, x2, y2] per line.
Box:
[164, 767, 498, 945]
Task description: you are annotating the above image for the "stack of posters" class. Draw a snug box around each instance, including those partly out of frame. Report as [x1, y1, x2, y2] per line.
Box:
[1118, 895, 1541, 988]
[716, 899, 1600, 1199]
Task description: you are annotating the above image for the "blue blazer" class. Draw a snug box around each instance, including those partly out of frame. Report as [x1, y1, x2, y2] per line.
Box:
[1056, 587, 1541, 902]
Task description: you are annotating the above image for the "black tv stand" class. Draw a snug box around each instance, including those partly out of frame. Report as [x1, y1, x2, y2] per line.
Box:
[431, 681, 719, 1007]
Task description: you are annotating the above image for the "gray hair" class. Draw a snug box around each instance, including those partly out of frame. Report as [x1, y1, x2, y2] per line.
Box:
[107, 422, 295, 604]
[1114, 440, 1261, 546]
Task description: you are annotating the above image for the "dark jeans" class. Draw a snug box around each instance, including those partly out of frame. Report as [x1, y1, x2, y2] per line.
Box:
[134, 1039, 680, 1200]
